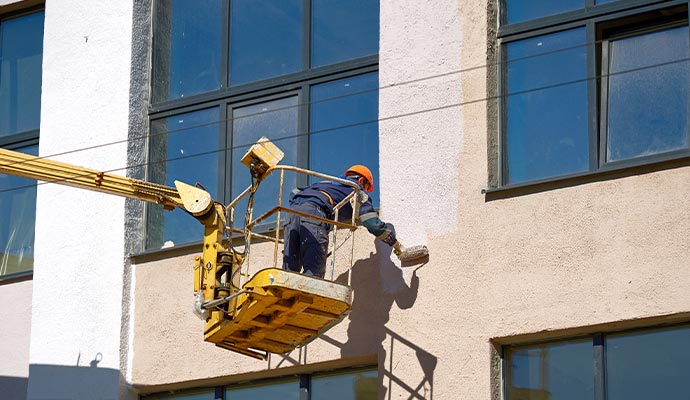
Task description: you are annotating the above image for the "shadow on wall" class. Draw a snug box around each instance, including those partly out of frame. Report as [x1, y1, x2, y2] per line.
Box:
[336, 240, 436, 399]
[25, 355, 124, 400]
[271, 233, 436, 399]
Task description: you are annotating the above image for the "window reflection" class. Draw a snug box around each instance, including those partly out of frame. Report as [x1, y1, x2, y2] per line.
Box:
[505, 28, 589, 184]
[0, 11, 44, 137]
[606, 326, 690, 400]
[605, 25, 690, 162]
[505, 325, 690, 400]
[311, 0, 379, 67]
[155, 389, 215, 400]
[225, 378, 299, 399]
[230, 0, 303, 86]
[506, 339, 594, 400]
[147, 108, 221, 249]
[152, 0, 222, 102]
[231, 96, 299, 226]
[505, 0, 583, 24]
[0, 145, 37, 276]
[311, 369, 378, 400]
[310, 73, 379, 204]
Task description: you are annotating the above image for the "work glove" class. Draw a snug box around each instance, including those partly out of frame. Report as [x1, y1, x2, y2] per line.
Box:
[289, 186, 305, 202]
[377, 223, 398, 247]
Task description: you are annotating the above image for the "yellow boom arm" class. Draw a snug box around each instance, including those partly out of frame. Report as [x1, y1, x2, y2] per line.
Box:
[1, 147, 191, 211]
[0, 147, 235, 334]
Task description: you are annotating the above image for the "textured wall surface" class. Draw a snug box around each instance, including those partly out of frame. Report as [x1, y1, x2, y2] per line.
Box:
[26, 1, 134, 399]
[0, 280, 32, 398]
[129, 0, 690, 399]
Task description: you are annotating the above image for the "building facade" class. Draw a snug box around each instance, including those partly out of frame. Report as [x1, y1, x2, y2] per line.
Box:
[1, 0, 689, 399]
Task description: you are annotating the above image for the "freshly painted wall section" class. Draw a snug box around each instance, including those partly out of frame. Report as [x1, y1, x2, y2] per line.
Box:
[379, 0, 463, 245]
[27, 1, 134, 399]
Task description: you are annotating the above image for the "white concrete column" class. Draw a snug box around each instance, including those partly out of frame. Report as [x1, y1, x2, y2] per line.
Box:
[27, 1, 134, 399]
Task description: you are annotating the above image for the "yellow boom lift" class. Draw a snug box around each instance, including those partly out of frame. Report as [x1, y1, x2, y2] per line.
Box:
[0, 138, 360, 360]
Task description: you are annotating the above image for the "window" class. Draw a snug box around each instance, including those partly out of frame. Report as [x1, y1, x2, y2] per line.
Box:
[225, 378, 300, 399]
[142, 368, 378, 400]
[310, 369, 378, 400]
[503, 324, 690, 400]
[147, 0, 379, 250]
[0, 8, 44, 278]
[498, 1, 690, 186]
[150, 389, 215, 400]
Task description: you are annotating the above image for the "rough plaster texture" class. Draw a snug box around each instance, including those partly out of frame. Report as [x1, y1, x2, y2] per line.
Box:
[0, 280, 32, 397]
[379, 0, 463, 247]
[126, 0, 690, 399]
[27, 1, 134, 399]
[121, 1, 152, 399]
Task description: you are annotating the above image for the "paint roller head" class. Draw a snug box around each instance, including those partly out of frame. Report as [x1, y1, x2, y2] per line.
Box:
[395, 244, 429, 262]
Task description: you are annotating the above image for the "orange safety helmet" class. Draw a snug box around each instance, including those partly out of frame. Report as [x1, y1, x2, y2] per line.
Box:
[344, 165, 374, 193]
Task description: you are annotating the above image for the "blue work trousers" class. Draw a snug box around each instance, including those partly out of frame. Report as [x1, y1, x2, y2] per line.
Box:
[282, 201, 330, 278]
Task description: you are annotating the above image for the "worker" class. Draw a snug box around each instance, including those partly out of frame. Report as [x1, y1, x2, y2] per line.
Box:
[282, 165, 398, 278]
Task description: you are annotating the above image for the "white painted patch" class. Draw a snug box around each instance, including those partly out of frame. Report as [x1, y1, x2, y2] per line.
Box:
[379, 1, 463, 247]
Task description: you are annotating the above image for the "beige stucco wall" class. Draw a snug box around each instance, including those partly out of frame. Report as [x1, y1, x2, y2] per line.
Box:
[130, 0, 690, 398]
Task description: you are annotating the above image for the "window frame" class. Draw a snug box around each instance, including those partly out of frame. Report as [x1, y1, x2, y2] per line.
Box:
[598, 18, 690, 168]
[139, 366, 378, 400]
[501, 322, 690, 400]
[0, 4, 44, 282]
[494, 0, 690, 191]
[0, 133, 40, 282]
[144, 1, 379, 252]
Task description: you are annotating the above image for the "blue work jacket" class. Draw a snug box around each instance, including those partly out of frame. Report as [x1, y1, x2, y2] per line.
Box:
[291, 177, 390, 238]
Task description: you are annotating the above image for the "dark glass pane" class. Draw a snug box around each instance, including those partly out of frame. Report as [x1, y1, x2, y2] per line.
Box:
[152, 0, 223, 102]
[0, 11, 44, 137]
[505, 28, 588, 184]
[225, 378, 299, 399]
[157, 389, 215, 400]
[606, 325, 690, 400]
[0, 145, 37, 276]
[231, 96, 298, 227]
[311, 369, 378, 400]
[147, 108, 220, 249]
[506, 339, 594, 400]
[312, 0, 379, 67]
[310, 73, 378, 204]
[230, 0, 302, 86]
[596, 0, 619, 4]
[505, 0, 583, 24]
[606, 26, 690, 162]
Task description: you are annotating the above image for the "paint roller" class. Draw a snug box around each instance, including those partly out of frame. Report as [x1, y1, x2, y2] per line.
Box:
[393, 242, 429, 263]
